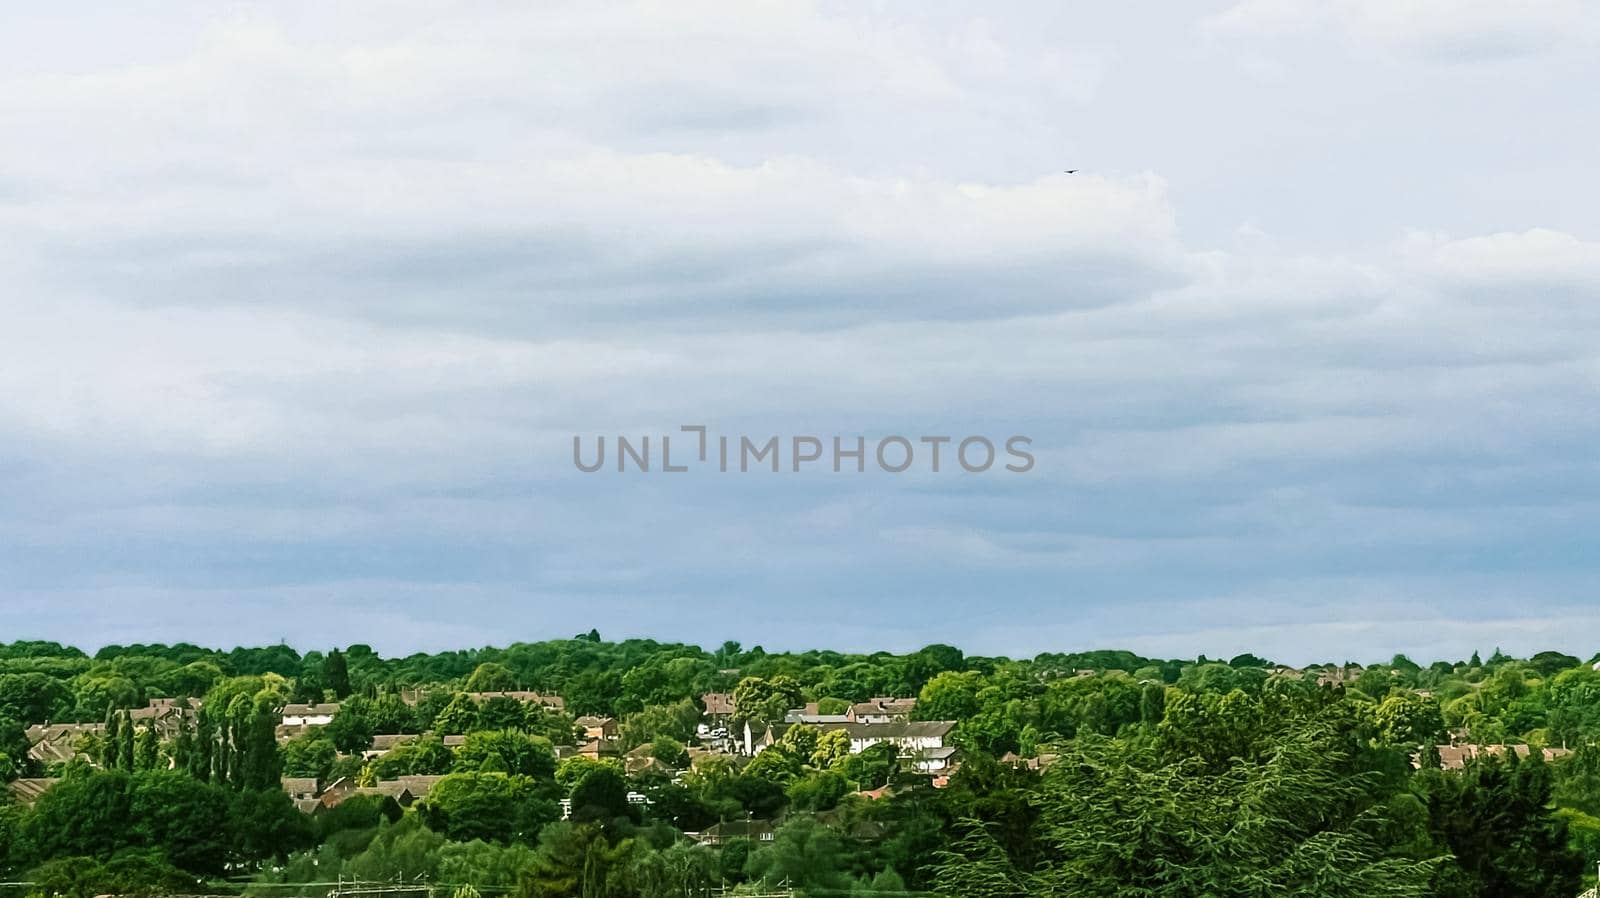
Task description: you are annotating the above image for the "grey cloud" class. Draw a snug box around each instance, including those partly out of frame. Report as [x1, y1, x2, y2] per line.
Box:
[0, 2, 1598, 660]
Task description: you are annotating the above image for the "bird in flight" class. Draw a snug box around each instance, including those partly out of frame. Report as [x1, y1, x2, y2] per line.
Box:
[1063, 169, 1079, 174]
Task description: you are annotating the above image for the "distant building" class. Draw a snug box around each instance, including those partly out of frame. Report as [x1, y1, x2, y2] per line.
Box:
[910, 745, 962, 774]
[702, 692, 736, 718]
[7, 777, 59, 806]
[399, 689, 565, 711]
[817, 720, 955, 756]
[1416, 744, 1572, 770]
[576, 715, 619, 741]
[281, 702, 341, 727]
[464, 691, 566, 711]
[127, 697, 200, 738]
[845, 697, 917, 724]
[25, 723, 103, 765]
[690, 819, 777, 845]
[577, 738, 621, 760]
[363, 733, 419, 760]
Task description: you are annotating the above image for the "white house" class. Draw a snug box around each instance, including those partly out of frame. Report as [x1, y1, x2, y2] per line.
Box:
[816, 720, 956, 756]
[280, 702, 341, 727]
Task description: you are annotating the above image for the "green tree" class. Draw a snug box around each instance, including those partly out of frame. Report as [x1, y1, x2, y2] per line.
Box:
[228, 787, 315, 865]
[135, 718, 160, 771]
[568, 764, 632, 824]
[931, 818, 1027, 898]
[325, 697, 376, 753]
[466, 662, 518, 692]
[1375, 693, 1445, 747]
[732, 676, 803, 726]
[421, 772, 559, 844]
[280, 733, 339, 781]
[1024, 731, 1439, 896]
[433, 693, 481, 734]
[1422, 753, 1583, 898]
[322, 649, 352, 699]
[455, 730, 557, 779]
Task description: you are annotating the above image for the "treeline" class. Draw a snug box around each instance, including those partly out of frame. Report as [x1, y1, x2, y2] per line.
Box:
[4, 637, 1600, 898]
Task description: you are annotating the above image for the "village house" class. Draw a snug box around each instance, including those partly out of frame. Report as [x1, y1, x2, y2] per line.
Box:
[820, 720, 955, 756]
[317, 776, 358, 809]
[398, 688, 566, 710]
[784, 705, 850, 725]
[1416, 743, 1573, 771]
[999, 751, 1060, 771]
[25, 722, 103, 765]
[743, 721, 793, 756]
[909, 745, 962, 774]
[127, 696, 201, 738]
[689, 818, 777, 846]
[844, 697, 917, 724]
[465, 691, 566, 711]
[363, 733, 419, 760]
[701, 692, 736, 718]
[281, 776, 320, 801]
[280, 702, 341, 727]
[1314, 665, 1363, 688]
[576, 715, 619, 741]
[576, 737, 621, 761]
[7, 777, 60, 806]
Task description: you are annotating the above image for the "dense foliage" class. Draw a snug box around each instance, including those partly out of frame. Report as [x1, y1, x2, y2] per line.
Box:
[1, 637, 1598, 897]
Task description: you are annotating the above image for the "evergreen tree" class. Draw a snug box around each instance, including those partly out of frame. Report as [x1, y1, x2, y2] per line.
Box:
[239, 698, 282, 790]
[136, 718, 160, 771]
[191, 710, 214, 782]
[1140, 682, 1166, 727]
[171, 712, 195, 775]
[102, 712, 122, 769]
[322, 649, 351, 700]
[932, 818, 1027, 898]
[117, 712, 136, 771]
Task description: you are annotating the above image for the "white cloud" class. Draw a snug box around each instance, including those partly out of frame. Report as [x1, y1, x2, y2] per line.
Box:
[0, 2, 1598, 658]
[1206, 0, 1594, 61]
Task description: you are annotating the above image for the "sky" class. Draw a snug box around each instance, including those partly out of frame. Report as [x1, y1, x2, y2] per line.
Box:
[2, 1, 1599, 664]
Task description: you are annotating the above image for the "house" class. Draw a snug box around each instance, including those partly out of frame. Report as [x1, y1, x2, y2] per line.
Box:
[127, 697, 200, 738]
[910, 745, 962, 774]
[393, 775, 446, 801]
[691, 819, 777, 846]
[785, 708, 850, 725]
[464, 691, 566, 711]
[310, 775, 442, 812]
[281, 703, 341, 727]
[1417, 744, 1573, 771]
[844, 697, 917, 724]
[626, 754, 667, 776]
[576, 738, 621, 760]
[624, 742, 673, 776]
[701, 692, 736, 718]
[363, 733, 419, 760]
[281, 777, 319, 800]
[7, 778, 59, 806]
[576, 716, 619, 741]
[355, 780, 417, 806]
[317, 776, 358, 809]
[25, 723, 103, 765]
[816, 720, 955, 756]
[1314, 666, 1363, 688]
[999, 751, 1059, 772]
[743, 721, 794, 756]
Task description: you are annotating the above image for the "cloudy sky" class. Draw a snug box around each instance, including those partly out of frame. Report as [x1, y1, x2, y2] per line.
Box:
[2, 1, 1599, 663]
